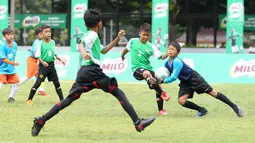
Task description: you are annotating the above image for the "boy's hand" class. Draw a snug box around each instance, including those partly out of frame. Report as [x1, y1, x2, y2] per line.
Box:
[117, 30, 126, 39]
[60, 59, 66, 65]
[14, 62, 19, 66]
[83, 52, 91, 60]
[42, 62, 49, 68]
[121, 55, 125, 61]
[155, 76, 164, 84]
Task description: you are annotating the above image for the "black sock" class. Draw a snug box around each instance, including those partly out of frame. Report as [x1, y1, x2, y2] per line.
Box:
[182, 101, 203, 112]
[42, 96, 75, 122]
[156, 93, 164, 111]
[153, 84, 163, 94]
[216, 92, 236, 108]
[56, 87, 64, 101]
[111, 87, 139, 123]
[28, 88, 37, 100]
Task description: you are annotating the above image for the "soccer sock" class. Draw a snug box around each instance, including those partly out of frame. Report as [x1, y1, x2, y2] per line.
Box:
[153, 84, 163, 94]
[38, 82, 45, 91]
[182, 101, 203, 112]
[111, 87, 139, 123]
[216, 92, 236, 108]
[18, 76, 29, 86]
[9, 84, 18, 98]
[156, 93, 164, 111]
[42, 96, 75, 122]
[28, 88, 37, 100]
[56, 87, 64, 101]
[0, 82, 3, 88]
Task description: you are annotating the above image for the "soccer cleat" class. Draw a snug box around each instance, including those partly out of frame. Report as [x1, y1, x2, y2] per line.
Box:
[160, 92, 170, 101]
[31, 117, 45, 136]
[135, 117, 156, 132]
[7, 97, 15, 103]
[38, 91, 48, 96]
[158, 110, 168, 115]
[26, 100, 33, 104]
[233, 105, 243, 118]
[196, 108, 208, 117]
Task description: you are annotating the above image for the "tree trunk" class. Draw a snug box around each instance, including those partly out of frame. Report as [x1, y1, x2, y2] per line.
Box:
[10, 0, 15, 30]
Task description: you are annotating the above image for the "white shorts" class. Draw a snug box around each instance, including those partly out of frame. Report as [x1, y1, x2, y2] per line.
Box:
[231, 45, 239, 53]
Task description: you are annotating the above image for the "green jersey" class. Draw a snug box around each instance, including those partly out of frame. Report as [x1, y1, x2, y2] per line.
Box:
[79, 30, 104, 66]
[35, 40, 56, 62]
[126, 38, 162, 72]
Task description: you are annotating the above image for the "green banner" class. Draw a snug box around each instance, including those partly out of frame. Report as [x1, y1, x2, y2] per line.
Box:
[226, 0, 244, 54]
[151, 0, 169, 52]
[10, 14, 66, 29]
[70, 0, 88, 52]
[219, 14, 255, 31]
[0, 0, 8, 43]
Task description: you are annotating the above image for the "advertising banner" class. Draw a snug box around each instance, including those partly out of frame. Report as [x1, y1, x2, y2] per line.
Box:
[0, 0, 8, 43]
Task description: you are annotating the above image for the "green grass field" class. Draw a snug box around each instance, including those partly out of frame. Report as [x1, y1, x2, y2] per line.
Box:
[0, 81, 255, 143]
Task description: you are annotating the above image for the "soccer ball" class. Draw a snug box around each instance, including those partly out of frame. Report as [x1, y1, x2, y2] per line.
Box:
[155, 67, 170, 80]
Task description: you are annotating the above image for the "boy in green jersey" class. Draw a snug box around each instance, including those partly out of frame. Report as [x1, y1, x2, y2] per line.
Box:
[121, 23, 170, 115]
[27, 25, 66, 103]
[31, 9, 155, 137]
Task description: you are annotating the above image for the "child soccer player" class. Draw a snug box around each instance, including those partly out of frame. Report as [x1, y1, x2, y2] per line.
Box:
[26, 25, 65, 104]
[121, 23, 170, 115]
[158, 41, 243, 117]
[19, 27, 48, 96]
[0, 28, 19, 102]
[31, 9, 156, 136]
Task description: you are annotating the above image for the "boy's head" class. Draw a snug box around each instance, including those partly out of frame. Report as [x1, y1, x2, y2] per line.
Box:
[83, 9, 102, 31]
[139, 23, 151, 44]
[2, 28, 14, 42]
[35, 27, 43, 40]
[167, 41, 181, 57]
[41, 25, 51, 40]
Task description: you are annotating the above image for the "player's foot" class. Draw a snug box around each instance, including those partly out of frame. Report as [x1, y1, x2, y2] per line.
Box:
[158, 110, 168, 115]
[31, 117, 45, 136]
[160, 92, 170, 101]
[7, 97, 15, 103]
[26, 100, 33, 104]
[38, 91, 48, 96]
[196, 108, 208, 117]
[135, 117, 156, 132]
[233, 105, 243, 118]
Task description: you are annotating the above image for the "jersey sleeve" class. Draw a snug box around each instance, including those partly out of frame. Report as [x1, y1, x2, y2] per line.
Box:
[52, 40, 57, 56]
[126, 38, 135, 51]
[164, 58, 183, 83]
[80, 32, 98, 53]
[34, 41, 42, 58]
[149, 42, 163, 59]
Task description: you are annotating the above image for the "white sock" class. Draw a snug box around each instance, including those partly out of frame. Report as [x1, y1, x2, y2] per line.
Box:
[9, 84, 18, 98]
[18, 76, 29, 86]
[0, 82, 3, 88]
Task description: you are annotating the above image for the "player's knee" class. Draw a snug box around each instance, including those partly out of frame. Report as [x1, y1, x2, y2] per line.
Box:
[98, 77, 118, 92]
[143, 70, 151, 79]
[178, 96, 187, 105]
[208, 89, 217, 97]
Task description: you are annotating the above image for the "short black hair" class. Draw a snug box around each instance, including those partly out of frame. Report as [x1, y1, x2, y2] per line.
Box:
[2, 28, 13, 36]
[83, 9, 102, 28]
[35, 27, 42, 35]
[169, 41, 181, 52]
[139, 23, 151, 33]
[41, 25, 51, 30]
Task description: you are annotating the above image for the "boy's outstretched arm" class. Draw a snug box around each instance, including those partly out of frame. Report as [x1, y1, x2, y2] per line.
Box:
[101, 30, 125, 54]
[121, 48, 129, 61]
[2, 58, 19, 66]
[160, 53, 168, 60]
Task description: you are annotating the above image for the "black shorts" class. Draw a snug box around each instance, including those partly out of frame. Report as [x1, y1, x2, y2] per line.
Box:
[37, 62, 58, 82]
[68, 64, 118, 95]
[133, 68, 155, 89]
[178, 70, 213, 98]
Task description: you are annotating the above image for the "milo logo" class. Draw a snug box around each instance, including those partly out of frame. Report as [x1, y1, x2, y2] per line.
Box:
[154, 3, 168, 18]
[73, 3, 87, 18]
[230, 59, 255, 78]
[0, 6, 7, 14]
[22, 16, 40, 27]
[101, 58, 128, 75]
[228, 2, 243, 20]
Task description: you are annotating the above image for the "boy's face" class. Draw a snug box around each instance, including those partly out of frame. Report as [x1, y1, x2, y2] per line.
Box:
[97, 21, 103, 31]
[139, 31, 150, 44]
[42, 28, 51, 40]
[167, 45, 179, 58]
[4, 32, 14, 42]
[37, 32, 43, 40]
